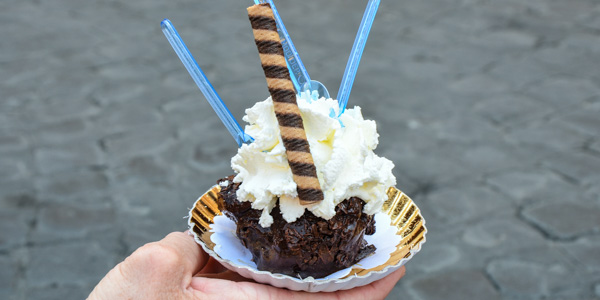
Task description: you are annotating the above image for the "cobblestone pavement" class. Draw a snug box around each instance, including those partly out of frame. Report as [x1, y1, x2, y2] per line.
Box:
[1, 0, 599, 299]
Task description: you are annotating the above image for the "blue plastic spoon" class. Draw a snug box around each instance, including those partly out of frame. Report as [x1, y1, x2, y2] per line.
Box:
[161, 19, 253, 147]
[254, 0, 330, 99]
[337, 0, 381, 116]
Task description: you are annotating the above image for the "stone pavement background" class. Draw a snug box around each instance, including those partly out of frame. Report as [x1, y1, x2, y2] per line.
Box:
[1, 0, 599, 299]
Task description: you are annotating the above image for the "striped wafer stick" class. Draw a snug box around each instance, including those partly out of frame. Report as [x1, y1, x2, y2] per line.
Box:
[247, 3, 324, 205]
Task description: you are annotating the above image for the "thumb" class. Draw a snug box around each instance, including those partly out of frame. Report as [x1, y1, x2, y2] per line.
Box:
[120, 232, 208, 285]
[88, 232, 209, 300]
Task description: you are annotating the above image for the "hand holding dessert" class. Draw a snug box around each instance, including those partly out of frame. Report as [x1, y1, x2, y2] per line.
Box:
[87, 232, 405, 300]
[161, 0, 426, 292]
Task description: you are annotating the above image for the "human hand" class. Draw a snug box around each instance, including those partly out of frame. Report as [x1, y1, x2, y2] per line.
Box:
[88, 232, 405, 300]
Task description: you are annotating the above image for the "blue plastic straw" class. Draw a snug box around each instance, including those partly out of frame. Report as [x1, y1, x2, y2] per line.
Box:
[161, 19, 253, 147]
[337, 0, 381, 115]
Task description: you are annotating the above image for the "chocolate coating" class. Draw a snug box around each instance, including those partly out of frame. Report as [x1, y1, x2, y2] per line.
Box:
[249, 15, 277, 31]
[268, 88, 296, 103]
[218, 176, 376, 278]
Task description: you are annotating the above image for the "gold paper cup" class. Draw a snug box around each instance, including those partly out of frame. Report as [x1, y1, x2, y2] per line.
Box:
[187, 185, 427, 292]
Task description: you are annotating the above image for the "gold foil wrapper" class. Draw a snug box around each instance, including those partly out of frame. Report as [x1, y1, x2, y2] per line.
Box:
[188, 185, 426, 281]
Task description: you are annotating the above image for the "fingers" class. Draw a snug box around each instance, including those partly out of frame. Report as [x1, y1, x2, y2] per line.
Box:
[89, 232, 209, 299]
[375, 265, 406, 287]
[369, 266, 406, 295]
[191, 266, 405, 300]
[157, 232, 209, 276]
[189, 275, 257, 299]
[118, 231, 208, 288]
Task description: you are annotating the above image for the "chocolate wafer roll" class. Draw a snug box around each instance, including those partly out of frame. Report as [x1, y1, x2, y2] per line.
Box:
[247, 3, 323, 205]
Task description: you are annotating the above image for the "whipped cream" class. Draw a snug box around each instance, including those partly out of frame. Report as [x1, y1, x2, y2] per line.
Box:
[231, 92, 396, 227]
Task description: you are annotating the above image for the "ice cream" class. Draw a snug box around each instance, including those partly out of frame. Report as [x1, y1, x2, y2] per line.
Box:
[215, 2, 397, 279]
[169, 0, 424, 285]
[219, 92, 396, 278]
[231, 92, 396, 228]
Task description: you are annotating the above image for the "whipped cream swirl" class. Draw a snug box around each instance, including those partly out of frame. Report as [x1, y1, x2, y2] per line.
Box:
[231, 93, 396, 227]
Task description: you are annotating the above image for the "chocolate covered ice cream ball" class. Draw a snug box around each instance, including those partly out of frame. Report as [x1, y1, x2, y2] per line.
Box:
[219, 176, 376, 278]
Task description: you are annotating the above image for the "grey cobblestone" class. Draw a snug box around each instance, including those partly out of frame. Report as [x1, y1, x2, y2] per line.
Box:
[100, 125, 175, 163]
[541, 152, 600, 185]
[0, 160, 27, 181]
[522, 200, 600, 240]
[486, 259, 547, 298]
[34, 169, 109, 203]
[424, 184, 513, 225]
[486, 253, 598, 299]
[0, 193, 35, 252]
[556, 102, 600, 137]
[501, 244, 591, 297]
[0, 135, 27, 153]
[111, 155, 170, 186]
[26, 285, 90, 300]
[24, 90, 100, 125]
[91, 81, 151, 107]
[26, 241, 115, 290]
[486, 169, 580, 205]
[506, 119, 590, 152]
[524, 77, 600, 108]
[407, 270, 501, 300]
[31, 119, 89, 146]
[0, 255, 16, 299]
[488, 54, 557, 91]
[31, 202, 115, 244]
[434, 114, 502, 144]
[95, 104, 162, 133]
[2, 0, 600, 299]
[564, 236, 600, 272]
[590, 139, 600, 153]
[407, 241, 461, 274]
[34, 142, 103, 175]
[474, 94, 552, 127]
[461, 216, 546, 250]
[0, 211, 33, 251]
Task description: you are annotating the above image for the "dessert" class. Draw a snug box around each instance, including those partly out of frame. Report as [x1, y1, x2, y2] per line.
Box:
[163, 0, 427, 287]
[208, 3, 396, 279]
[219, 90, 395, 278]
[220, 175, 376, 278]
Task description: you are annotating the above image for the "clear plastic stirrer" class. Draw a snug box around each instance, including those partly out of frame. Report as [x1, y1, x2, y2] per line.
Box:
[161, 19, 253, 147]
[254, 0, 330, 99]
[337, 0, 381, 116]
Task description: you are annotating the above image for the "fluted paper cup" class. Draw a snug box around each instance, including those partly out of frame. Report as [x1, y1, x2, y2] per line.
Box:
[187, 185, 427, 292]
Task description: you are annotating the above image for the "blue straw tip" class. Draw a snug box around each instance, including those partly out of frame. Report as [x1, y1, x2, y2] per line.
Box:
[161, 19, 171, 28]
